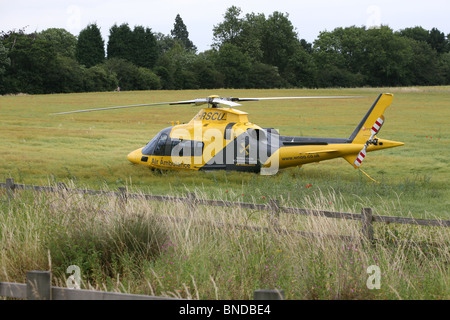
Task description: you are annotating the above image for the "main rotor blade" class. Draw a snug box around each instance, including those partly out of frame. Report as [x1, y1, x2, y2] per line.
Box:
[50, 95, 363, 115]
[50, 100, 199, 115]
[234, 96, 364, 102]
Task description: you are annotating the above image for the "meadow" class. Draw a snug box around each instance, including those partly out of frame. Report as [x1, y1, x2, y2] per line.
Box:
[1, 87, 448, 218]
[0, 87, 449, 299]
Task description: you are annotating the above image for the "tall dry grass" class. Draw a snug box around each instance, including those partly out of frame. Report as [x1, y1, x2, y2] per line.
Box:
[0, 185, 448, 299]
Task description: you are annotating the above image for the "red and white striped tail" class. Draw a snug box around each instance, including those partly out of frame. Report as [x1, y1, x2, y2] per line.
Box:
[370, 117, 384, 137]
[353, 146, 367, 168]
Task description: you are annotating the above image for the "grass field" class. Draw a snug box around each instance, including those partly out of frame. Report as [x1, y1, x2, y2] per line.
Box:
[1, 87, 449, 218]
[1, 87, 449, 300]
[1, 186, 448, 300]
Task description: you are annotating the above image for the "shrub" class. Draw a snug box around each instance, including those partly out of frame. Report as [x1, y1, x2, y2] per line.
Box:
[47, 209, 167, 283]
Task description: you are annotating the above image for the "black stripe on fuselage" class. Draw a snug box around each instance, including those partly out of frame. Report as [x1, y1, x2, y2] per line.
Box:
[279, 135, 350, 146]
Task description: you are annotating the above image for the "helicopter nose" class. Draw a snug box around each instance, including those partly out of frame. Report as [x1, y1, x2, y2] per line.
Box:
[127, 149, 142, 164]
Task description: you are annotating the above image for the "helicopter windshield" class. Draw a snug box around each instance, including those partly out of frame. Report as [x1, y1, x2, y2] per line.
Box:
[142, 133, 161, 155]
[141, 127, 174, 156]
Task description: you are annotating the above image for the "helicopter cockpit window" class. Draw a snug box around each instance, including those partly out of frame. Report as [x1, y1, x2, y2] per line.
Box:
[153, 134, 168, 156]
[142, 134, 160, 156]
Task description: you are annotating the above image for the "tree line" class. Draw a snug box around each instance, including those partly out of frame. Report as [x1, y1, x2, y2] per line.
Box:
[1, 6, 449, 95]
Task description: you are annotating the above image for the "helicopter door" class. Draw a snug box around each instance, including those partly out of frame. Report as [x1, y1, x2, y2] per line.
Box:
[236, 130, 259, 165]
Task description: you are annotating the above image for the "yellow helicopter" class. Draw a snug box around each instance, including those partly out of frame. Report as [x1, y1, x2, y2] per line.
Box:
[52, 93, 404, 175]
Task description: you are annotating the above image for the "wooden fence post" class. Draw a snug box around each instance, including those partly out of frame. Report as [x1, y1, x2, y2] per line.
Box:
[57, 182, 67, 199]
[26, 271, 52, 300]
[254, 289, 285, 300]
[361, 207, 374, 241]
[187, 192, 197, 214]
[269, 199, 280, 226]
[6, 178, 15, 202]
[118, 187, 128, 211]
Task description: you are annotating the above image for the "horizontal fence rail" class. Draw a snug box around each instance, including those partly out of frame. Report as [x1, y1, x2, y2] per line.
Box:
[0, 271, 284, 300]
[1, 178, 449, 244]
[0, 271, 180, 300]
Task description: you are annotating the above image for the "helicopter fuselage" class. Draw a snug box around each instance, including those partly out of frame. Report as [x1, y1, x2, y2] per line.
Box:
[127, 96, 403, 175]
[51, 93, 403, 175]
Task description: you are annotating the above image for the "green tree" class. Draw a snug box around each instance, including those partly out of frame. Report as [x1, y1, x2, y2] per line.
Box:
[247, 61, 285, 88]
[314, 26, 367, 73]
[427, 27, 448, 54]
[102, 58, 138, 90]
[1, 32, 60, 93]
[50, 55, 85, 93]
[75, 23, 105, 68]
[407, 38, 443, 85]
[313, 26, 367, 87]
[131, 26, 158, 69]
[107, 23, 134, 61]
[40, 28, 77, 59]
[214, 43, 251, 88]
[362, 26, 414, 86]
[108, 24, 158, 69]
[398, 26, 430, 43]
[136, 67, 161, 90]
[188, 51, 224, 89]
[102, 58, 160, 91]
[155, 32, 184, 56]
[0, 41, 11, 93]
[155, 42, 198, 89]
[154, 65, 174, 90]
[438, 52, 450, 84]
[84, 65, 118, 92]
[260, 12, 299, 74]
[212, 6, 244, 48]
[0, 40, 10, 75]
[238, 12, 266, 62]
[171, 14, 197, 52]
[212, 7, 311, 86]
[283, 45, 317, 88]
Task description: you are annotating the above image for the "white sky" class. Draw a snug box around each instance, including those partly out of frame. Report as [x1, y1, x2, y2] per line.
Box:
[1, 0, 449, 52]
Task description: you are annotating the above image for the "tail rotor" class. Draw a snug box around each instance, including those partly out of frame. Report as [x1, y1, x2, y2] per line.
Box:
[353, 116, 384, 168]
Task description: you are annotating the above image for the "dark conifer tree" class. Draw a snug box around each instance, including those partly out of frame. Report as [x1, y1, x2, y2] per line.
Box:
[75, 23, 105, 68]
[170, 14, 197, 52]
[107, 23, 133, 61]
[108, 23, 158, 69]
[131, 26, 158, 69]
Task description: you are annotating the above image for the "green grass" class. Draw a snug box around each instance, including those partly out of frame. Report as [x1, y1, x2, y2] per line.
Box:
[1, 87, 448, 218]
[1, 187, 448, 299]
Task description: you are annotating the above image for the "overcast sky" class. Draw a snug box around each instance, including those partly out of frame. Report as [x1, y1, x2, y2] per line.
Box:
[1, 0, 449, 52]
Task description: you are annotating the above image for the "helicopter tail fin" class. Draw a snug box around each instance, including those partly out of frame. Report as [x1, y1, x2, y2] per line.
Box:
[348, 93, 393, 144]
[343, 93, 403, 169]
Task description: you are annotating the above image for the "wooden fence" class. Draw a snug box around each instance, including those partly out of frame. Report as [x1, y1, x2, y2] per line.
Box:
[1, 178, 449, 243]
[1, 178, 449, 300]
[0, 271, 284, 300]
